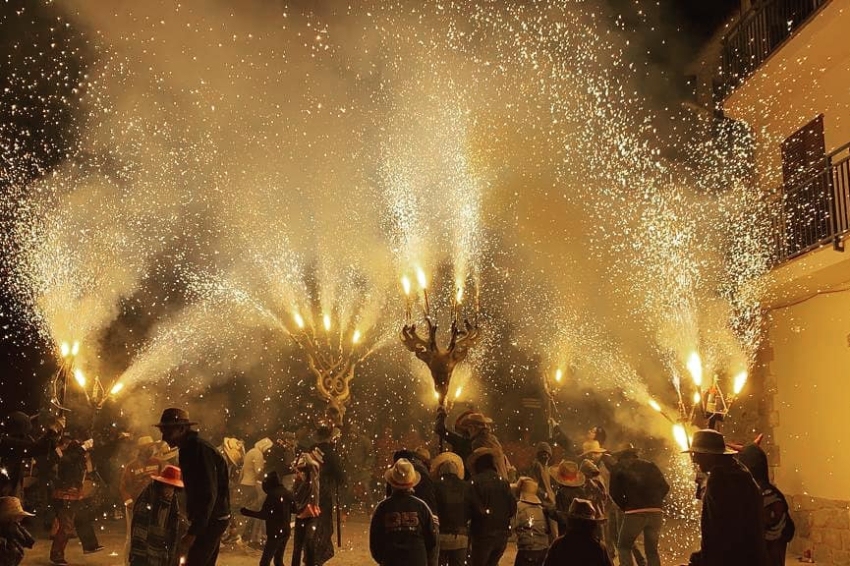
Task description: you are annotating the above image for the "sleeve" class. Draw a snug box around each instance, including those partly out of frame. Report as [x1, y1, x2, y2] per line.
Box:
[699, 477, 722, 563]
[651, 463, 670, 501]
[438, 428, 467, 450]
[609, 469, 626, 509]
[422, 502, 438, 555]
[507, 483, 518, 518]
[119, 465, 133, 502]
[369, 503, 384, 564]
[241, 507, 265, 520]
[553, 490, 570, 526]
[185, 444, 219, 537]
[327, 449, 346, 486]
[542, 539, 559, 566]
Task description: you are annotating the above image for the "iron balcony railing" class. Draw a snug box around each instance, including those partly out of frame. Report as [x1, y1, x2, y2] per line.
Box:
[772, 141, 850, 265]
[721, 0, 829, 97]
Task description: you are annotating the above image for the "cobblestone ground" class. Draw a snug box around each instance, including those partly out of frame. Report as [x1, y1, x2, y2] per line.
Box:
[25, 514, 802, 565]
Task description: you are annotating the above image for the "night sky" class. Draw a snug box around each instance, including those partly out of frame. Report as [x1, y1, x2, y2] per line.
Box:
[0, 0, 742, 415]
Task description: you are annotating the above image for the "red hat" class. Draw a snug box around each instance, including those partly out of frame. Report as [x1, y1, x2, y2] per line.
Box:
[152, 465, 184, 488]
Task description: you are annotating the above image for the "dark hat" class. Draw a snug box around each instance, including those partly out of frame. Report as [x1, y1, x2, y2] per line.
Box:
[535, 442, 553, 457]
[612, 444, 640, 459]
[393, 448, 419, 463]
[568, 498, 603, 521]
[684, 429, 737, 455]
[153, 408, 197, 429]
[466, 447, 499, 474]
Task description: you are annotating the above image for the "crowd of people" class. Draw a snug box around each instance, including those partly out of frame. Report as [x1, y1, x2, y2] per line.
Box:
[0, 402, 794, 566]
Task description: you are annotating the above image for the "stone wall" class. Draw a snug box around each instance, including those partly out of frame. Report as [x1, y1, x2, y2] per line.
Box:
[788, 494, 850, 565]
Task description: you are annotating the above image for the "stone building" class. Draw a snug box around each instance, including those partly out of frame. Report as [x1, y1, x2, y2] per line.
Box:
[702, 0, 850, 563]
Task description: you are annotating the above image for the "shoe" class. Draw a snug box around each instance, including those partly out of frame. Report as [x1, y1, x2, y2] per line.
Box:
[83, 545, 105, 554]
[50, 559, 69, 566]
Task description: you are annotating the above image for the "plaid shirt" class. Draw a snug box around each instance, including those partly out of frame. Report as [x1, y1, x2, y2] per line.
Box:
[129, 483, 181, 566]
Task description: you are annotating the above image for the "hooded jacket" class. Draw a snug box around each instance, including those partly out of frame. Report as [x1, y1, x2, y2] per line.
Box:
[241, 437, 273, 487]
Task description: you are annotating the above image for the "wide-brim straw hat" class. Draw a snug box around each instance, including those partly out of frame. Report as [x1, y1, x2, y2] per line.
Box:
[580, 459, 601, 477]
[385, 458, 421, 490]
[579, 440, 607, 458]
[454, 409, 477, 433]
[222, 437, 245, 465]
[153, 408, 197, 428]
[0, 497, 34, 521]
[549, 459, 586, 487]
[430, 451, 464, 479]
[516, 476, 542, 504]
[464, 413, 493, 428]
[151, 465, 185, 488]
[683, 429, 737, 455]
[136, 435, 156, 447]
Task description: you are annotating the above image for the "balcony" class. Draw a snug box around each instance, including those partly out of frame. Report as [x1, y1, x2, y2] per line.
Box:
[772, 141, 850, 265]
[721, 0, 829, 97]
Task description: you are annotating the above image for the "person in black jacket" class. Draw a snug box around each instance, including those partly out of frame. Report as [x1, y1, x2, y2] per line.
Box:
[430, 452, 472, 566]
[467, 448, 517, 566]
[543, 498, 613, 566]
[156, 408, 230, 566]
[737, 442, 793, 566]
[310, 425, 344, 566]
[370, 458, 437, 566]
[685, 430, 768, 566]
[609, 447, 669, 566]
[434, 408, 475, 468]
[240, 471, 293, 566]
[0, 496, 35, 566]
[0, 412, 37, 500]
[388, 449, 437, 514]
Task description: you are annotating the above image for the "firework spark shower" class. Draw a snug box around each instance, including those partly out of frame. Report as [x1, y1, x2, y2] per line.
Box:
[1, 0, 771, 416]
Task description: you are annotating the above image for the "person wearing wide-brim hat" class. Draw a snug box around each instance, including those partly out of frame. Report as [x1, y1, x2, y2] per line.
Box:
[550, 459, 586, 488]
[430, 451, 464, 480]
[434, 407, 475, 472]
[683, 429, 768, 566]
[549, 460, 587, 536]
[580, 440, 608, 461]
[129, 466, 184, 566]
[0, 495, 35, 566]
[512, 477, 554, 565]
[120, 435, 163, 564]
[370, 459, 437, 566]
[543, 498, 613, 566]
[390, 448, 437, 515]
[431, 452, 471, 566]
[154, 408, 230, 566]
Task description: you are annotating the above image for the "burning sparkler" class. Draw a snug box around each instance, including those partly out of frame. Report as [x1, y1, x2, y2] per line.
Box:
[288, 309, 379, 424]
[400, 266, 481, 408]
